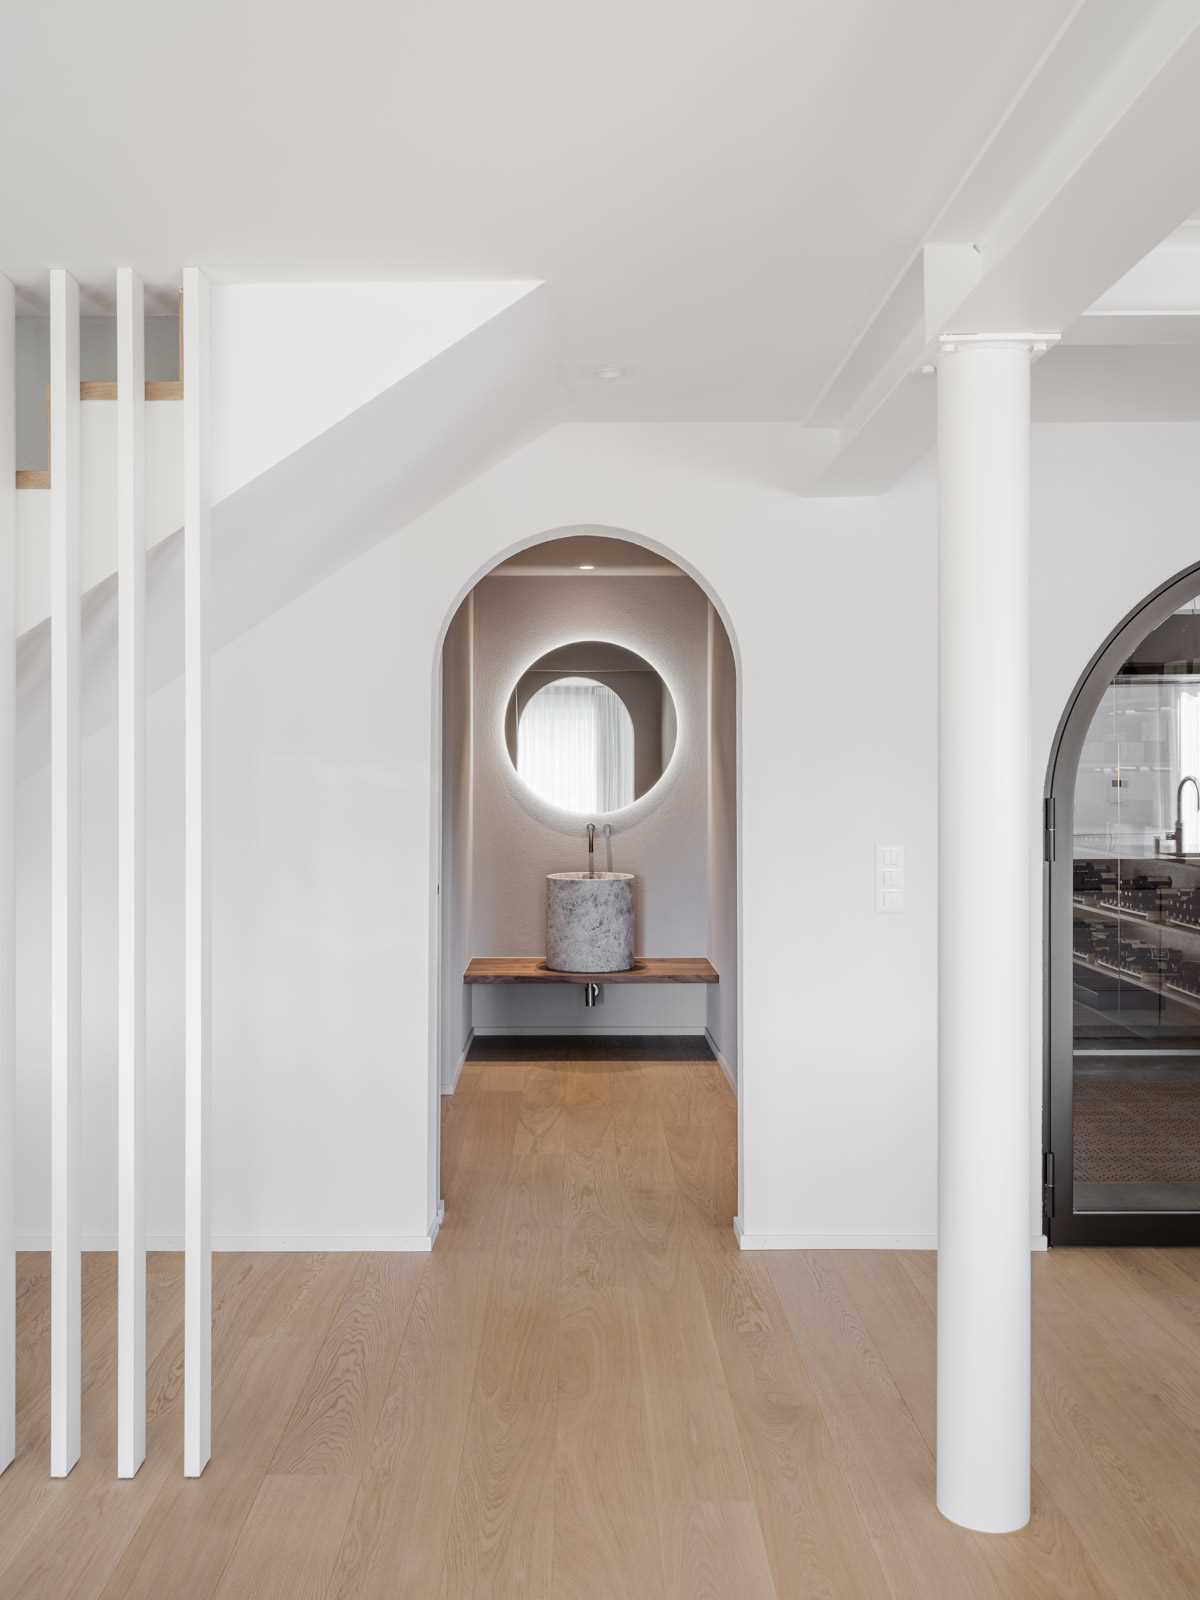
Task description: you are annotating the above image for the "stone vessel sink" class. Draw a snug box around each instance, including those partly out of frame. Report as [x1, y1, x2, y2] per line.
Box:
[546, 871, 636, 973]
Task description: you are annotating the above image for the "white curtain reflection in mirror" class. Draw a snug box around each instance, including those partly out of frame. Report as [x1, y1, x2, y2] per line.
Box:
[517, 677, 634, 812]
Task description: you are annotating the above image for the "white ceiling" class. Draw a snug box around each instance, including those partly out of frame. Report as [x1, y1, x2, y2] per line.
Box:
[1, 0, 1079, 419]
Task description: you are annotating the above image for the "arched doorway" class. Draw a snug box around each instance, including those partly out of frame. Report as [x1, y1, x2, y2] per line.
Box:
[1045, 561, 1200, 1244]
[429, 527, 742, 1231]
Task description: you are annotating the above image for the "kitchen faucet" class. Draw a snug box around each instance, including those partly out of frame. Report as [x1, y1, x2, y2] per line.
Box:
[1168, 775, 1200, 857]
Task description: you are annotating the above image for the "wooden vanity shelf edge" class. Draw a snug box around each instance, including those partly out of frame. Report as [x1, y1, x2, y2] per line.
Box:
[464, 956, 718, 984]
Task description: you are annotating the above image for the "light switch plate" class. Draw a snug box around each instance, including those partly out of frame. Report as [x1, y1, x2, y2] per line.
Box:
[876, 844, 905, 913]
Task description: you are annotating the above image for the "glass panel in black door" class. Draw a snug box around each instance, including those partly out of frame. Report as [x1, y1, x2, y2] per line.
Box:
[1072, 600, 1200, 1212]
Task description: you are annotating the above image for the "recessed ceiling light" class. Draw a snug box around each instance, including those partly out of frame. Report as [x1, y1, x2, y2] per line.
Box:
[594, 365, 624, 381]
[578, 563, 596, 571]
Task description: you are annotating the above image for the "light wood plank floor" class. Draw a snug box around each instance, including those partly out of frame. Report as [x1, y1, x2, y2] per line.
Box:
[4, 1050, 1200, 1597]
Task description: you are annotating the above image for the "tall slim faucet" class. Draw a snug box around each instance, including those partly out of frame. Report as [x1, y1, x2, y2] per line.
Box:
[1172, 776, 1200, 857]
[586, 822, 596, 878]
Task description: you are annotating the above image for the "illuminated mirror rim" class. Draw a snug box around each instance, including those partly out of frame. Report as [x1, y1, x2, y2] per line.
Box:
[500, 638, 683, 837]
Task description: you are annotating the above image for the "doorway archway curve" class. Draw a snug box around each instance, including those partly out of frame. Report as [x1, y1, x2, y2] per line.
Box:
[1044, 556, 1200, 1245]
[431, 522, 744, 679]
[428, 522, 745, 1234]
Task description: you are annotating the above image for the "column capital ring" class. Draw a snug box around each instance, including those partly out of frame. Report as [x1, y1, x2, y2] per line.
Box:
[938, 331, 1061, 356]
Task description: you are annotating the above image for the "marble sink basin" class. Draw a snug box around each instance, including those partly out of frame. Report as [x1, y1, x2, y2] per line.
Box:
[546, 871, 636, 973]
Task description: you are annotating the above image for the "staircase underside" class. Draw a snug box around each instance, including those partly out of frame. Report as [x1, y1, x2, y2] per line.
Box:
[16, 285, 558, 778]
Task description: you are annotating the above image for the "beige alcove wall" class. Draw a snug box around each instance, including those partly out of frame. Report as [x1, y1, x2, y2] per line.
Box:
[438, 532, 737, 1070]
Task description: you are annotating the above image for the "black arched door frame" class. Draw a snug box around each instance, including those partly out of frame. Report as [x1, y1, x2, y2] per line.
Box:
[1046, 560, 1200, 1245]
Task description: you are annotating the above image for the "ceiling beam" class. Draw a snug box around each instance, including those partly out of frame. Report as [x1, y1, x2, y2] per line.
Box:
[813, 1, 1200, 494]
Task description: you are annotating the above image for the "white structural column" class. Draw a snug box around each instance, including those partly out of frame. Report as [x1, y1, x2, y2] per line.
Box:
[116, 268, 147, 1478]
[49, 269, 82, 1478]
[182, 267, 212, 1477]
[937, 334, 1043, 1534]
[0, 277, 15, 1476]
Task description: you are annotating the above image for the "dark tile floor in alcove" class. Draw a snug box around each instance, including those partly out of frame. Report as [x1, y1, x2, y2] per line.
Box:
[468, 1034, 717, 1064]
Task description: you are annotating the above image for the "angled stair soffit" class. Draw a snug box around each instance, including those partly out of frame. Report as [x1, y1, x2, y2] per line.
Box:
[210, 279, 543, 500]
[16, 281, 560, 778]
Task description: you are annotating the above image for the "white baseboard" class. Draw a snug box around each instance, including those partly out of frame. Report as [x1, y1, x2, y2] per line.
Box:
[442, 1030, 474, 1094]
[734, 1219, 938, 1251]
[704, 1028, 737, 1095]
[17, 1228, 442, 1253]
[471, 1024, 707, 1037]
[734, 1225, 1050, 1253]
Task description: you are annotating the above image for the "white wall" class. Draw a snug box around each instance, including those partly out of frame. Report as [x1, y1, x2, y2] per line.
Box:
[707, 605, 738, 1083]
[17, 548, 436, 1248]
[15, 421, 941, 1249]
[440, 592, 474, 1090]
[468, 569, 711, 1036]
[18, 414, 1200, 1252]
[397, 424, 942, 1248]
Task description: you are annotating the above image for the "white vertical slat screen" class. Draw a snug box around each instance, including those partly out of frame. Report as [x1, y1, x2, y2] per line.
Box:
[49, 267, 82, 1479]
[182, 266, 212, 1477]
[116, 268, 147, 1478]
[0, 275, 15, 1478]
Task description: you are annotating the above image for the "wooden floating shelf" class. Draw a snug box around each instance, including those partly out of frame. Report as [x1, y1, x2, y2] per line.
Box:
[15, 469, 50, 490]
[465, 956, 718, 985]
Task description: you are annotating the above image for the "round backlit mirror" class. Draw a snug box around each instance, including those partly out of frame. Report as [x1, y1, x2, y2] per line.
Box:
[505, 641, 677, 814]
